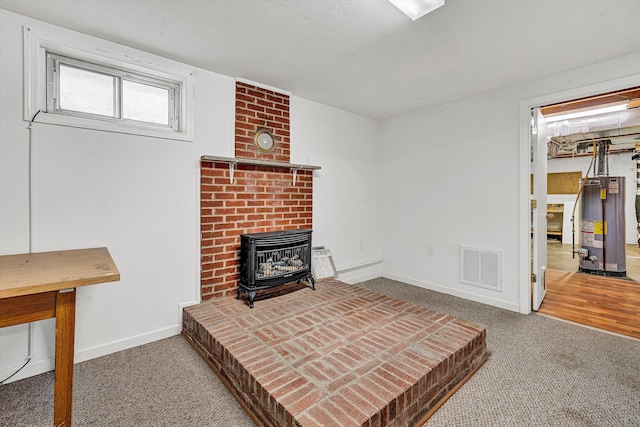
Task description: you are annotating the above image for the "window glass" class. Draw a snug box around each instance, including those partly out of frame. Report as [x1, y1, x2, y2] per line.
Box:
[47, 53, 180, 131]
[122, 80, 170, 126]
[59, 63, 117, 117]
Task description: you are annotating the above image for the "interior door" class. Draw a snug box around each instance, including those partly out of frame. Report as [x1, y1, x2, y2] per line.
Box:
[532, 107, 547, 311]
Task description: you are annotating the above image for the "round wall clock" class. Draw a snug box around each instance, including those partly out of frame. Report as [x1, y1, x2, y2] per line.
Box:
[254, 129, 275, 153]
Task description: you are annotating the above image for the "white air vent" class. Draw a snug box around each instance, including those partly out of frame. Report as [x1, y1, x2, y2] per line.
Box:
[460, 246, 502, 291]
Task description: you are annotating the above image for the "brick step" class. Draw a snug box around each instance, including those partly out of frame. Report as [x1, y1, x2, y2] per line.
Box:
[182, 280, 486, 427]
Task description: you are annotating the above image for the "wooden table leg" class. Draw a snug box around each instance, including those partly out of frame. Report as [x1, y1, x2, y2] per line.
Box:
[54, 289, 76, 427]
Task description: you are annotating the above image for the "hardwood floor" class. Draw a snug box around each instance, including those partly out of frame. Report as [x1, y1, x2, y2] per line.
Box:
[539, 269, 640, 339]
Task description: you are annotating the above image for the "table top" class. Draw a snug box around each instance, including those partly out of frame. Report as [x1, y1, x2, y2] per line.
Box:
[0, 247, 120, 299]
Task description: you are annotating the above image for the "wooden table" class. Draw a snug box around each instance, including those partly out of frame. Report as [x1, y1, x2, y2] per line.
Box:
[0, 247, 120, 426]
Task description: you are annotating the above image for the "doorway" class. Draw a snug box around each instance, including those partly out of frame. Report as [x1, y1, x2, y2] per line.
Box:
[529, 86, 640, 338]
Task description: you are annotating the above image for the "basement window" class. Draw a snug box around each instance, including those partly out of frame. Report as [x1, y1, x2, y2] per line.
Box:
[48, 53, 177, 128]
[24, 25, 193, 141]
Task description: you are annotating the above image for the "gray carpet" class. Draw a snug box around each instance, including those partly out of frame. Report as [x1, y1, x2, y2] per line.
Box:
[1, 277, 638, 426]
[0, 333, 254, 427]
[359, 278, 640, 427]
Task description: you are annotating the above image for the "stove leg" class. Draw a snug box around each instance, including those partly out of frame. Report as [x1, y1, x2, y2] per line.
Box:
[248, 290, 256, 308]
[236, 287, 241, 299]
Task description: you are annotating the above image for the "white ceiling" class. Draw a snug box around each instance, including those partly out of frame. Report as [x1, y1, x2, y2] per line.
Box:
[2, 0, 640, 120]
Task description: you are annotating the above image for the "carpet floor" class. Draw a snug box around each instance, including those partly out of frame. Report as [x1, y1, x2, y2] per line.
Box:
[1, 277, 639, 426]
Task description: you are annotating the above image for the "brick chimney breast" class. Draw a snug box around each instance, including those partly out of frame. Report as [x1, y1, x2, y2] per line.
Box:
[200, 82, 318, 301]
[235, 82, 290, 163]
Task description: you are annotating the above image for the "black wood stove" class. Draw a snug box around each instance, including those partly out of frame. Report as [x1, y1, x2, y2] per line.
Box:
[237, 229, 315, 308]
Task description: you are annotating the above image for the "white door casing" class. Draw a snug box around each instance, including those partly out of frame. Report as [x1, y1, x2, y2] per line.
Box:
[532, 107, 547, 311]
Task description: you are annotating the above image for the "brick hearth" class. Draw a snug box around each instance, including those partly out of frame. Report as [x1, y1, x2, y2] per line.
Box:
[182, 280, 487, 426]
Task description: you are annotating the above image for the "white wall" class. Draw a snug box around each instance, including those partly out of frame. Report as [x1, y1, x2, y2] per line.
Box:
[548, 153, 637, 244]
[0, 8, 234, 381]
[379, 90, 522, 311]
[291, 97, 383, 283]
[0, 9, 382, 382]
[380, 52, 640, 313]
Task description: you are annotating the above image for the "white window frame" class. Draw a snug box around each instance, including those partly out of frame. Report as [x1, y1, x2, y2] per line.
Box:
[24, 25, 193, 141]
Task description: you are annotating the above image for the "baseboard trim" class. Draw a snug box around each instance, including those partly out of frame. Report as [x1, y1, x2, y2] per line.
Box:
[383, 273, 520, 312]
[336, 258, 383, 275]
[339, 269, 382, 284]
[75, 324, 182, 364]
[2, 324, 183, 383]
[0, 356, 53, 384]
[335, 258, 383, 284]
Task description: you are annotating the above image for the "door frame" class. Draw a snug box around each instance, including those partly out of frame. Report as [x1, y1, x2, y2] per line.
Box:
[531, 107, 547, 311]
[518, 73, 640, 314]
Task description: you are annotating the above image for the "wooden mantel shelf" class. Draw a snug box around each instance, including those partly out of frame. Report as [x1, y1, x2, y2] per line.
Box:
[201, 155, 321, 171]
[201, 155, 321, 184]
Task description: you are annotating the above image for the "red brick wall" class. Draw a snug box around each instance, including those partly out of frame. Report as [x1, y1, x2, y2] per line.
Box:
[235, 81, 290, 162]
[200, 82, 313, 300]
[200, 162, 313, 301]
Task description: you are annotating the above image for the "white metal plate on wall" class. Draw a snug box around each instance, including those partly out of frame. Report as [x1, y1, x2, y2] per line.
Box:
[460, 246, 502, 291]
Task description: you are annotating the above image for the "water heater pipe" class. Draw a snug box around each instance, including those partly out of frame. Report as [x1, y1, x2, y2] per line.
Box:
[601, 186, 607, 272]
[571, 142, 598, 258]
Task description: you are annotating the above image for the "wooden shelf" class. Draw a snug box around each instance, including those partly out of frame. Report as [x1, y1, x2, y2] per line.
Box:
[201, 155, 321, 171]
[547, 203, 564, 238]
[200, 155, 321, 184]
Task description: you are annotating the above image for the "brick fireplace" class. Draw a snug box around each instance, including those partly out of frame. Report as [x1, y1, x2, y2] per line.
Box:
[200, 82, 319, 301]
[188, 83, 488, 427]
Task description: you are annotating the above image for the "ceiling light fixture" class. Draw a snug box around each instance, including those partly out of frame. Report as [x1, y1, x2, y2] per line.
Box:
[545, 103, 629, 123]
[389, 0, 445, 21]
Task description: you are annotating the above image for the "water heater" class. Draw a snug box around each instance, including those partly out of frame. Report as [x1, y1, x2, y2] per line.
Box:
[578, 176, 626, 276]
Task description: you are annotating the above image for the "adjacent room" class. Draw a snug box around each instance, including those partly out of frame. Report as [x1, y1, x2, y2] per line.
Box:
[533, 87, 640, 338]
[1, 1, 639, 426]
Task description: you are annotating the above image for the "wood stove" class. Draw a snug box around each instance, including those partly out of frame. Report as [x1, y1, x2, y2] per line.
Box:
[238, 229, 315, 308]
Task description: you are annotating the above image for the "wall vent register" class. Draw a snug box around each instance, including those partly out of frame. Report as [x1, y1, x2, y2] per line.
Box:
[460, 246, 502, 291]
